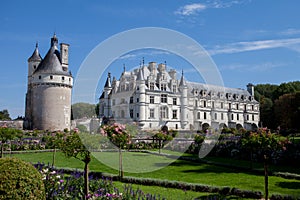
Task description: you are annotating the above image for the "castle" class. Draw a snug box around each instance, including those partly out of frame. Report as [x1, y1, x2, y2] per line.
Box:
[99, 62, 260, 131]
[24, 34, 73, 131]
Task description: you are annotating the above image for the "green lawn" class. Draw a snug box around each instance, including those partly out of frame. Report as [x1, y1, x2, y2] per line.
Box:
[9, 151, 300, 197]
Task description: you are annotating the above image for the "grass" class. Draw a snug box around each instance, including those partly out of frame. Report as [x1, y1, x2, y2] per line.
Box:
[8, 151, 300, 197]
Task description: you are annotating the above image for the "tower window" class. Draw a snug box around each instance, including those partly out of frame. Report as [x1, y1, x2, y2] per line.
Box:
[150, 109, 154, 118]
[150, 96, 154, 104]
[172, 85, 177, 93]
[62, 76, 65, 81]
[160, 106, 168, 119]
[173, 98, 177, 105]
[149, 82, 154, 90]
[172, 110, 177, 119]
[33, 65, 36, 69]
[160, 83, 167, 91]
[161, 94, 167, 103]
[130, 109, 133, 118]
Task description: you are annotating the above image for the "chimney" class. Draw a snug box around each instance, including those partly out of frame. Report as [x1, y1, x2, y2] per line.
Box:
[60, 43, 69, 71]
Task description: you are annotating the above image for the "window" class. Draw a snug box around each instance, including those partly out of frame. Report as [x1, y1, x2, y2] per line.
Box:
[150, 109, 154, 118]
[130, 109, 133, 118]
[236, 104, 239, 110]
[251, 105, 254, 110]
[204, 112, 207, 119]
[130, 97, 133, 104]
[214, 113, 217, 120]
[252, 114, 255, 121]
[212, 101, 215, 108]
[160, 83, 167, 91]
[150, 96, 154, 104]
[237, 114, 239, 120]
[160, 106, 168, 119]
[33, 65, 36, 69]
[229, 103, 232, 110]
[39, 75, 41, 79]
[231, 114, 234, 120]
[244, 105, 247, 111]
[197, 112, 200, 119]
[136, 98, 139, 103]
[173, 98, 177, 105]
[62, 76, 65, 81]
[247, 115, 249, 120]
[150, 82, 154, 90]
[172, 85, 177, 93]
[221, 113, 224, 120]
[221, 102, 224, 109]
[161, 94, 167, 103]
[49, 75, 53, 79]
[203, 101, 207, 107]
[172, 110, 177, 119]
[195, 100, 198, 107]
[137, 113, 139, 118]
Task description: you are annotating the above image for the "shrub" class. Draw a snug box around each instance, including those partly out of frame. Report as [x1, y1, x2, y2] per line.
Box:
[0, 157, 45, 200]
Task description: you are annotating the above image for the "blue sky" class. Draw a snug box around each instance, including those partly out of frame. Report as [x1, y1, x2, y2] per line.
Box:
[1, 0, 300, 118]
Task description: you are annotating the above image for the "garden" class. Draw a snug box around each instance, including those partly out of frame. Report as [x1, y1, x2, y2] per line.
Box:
[1, 125, 300, 199]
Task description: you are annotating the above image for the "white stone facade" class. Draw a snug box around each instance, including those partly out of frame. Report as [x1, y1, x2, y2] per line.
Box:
[99, 62, 259, 131]
[24, 35, 73, 131]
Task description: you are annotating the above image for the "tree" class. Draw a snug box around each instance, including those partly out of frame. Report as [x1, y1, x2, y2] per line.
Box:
[59, 130, 101, 199]
[72, 103, 98, 119]
[101, 123, 131, 179]
[274, 92, 300, 130]
[241, 129, 288, 200]
[0, 109, 11, 120]
[0, 127, 22, 158]
[259, 97, 275, 128]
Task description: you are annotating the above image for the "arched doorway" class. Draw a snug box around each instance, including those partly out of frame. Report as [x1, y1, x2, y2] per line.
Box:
[236, 123, 243, 130]
[202, 123, 210, 131]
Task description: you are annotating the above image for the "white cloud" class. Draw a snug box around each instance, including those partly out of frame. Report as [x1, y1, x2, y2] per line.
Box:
[175, 3, 207, 16]
[118, 49, 171, 60]
[208, 38, 300, 55]
[175, 1, 249, 16]
[220, 62, 286, 72]
[279, 28, 300, 36]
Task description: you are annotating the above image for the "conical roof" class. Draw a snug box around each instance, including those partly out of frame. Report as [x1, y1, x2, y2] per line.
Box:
[28, 43, 42, 62]
[33, 45, 69, 76]
[179, 70, 187, 87]
[104, 72, 112, 88]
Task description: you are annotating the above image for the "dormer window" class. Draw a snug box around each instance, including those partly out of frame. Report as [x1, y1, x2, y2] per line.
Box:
[160, 83, 167, 91]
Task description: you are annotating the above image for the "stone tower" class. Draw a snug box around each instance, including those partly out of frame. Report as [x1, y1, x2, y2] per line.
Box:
[24, 34, 73, 131]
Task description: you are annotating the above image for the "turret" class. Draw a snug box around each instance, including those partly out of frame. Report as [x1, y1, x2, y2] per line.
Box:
[137, 68, 146, 124]
[179, 71, 188, 129]
[103, 73, 112, 117]
[27, 43, 42, 79]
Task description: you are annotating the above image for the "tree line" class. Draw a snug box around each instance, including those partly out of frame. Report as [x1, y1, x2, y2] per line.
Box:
[254, 81, 300, 132]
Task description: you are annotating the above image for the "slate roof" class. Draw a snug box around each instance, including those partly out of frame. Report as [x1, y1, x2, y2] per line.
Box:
[33, 45, 69, 76]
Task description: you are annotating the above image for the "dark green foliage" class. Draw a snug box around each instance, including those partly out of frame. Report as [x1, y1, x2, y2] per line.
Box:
[255, 81, 300, 130]
[0, 157, 45, 200]
[71, 102, 97, 119]
[0, 109, 11, 120]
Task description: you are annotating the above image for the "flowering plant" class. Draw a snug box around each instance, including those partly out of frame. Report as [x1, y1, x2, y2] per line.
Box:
[101, 123, 131, 149]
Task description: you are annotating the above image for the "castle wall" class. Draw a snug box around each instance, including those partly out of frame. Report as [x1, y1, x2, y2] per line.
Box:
[31, 84, 72, 131]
